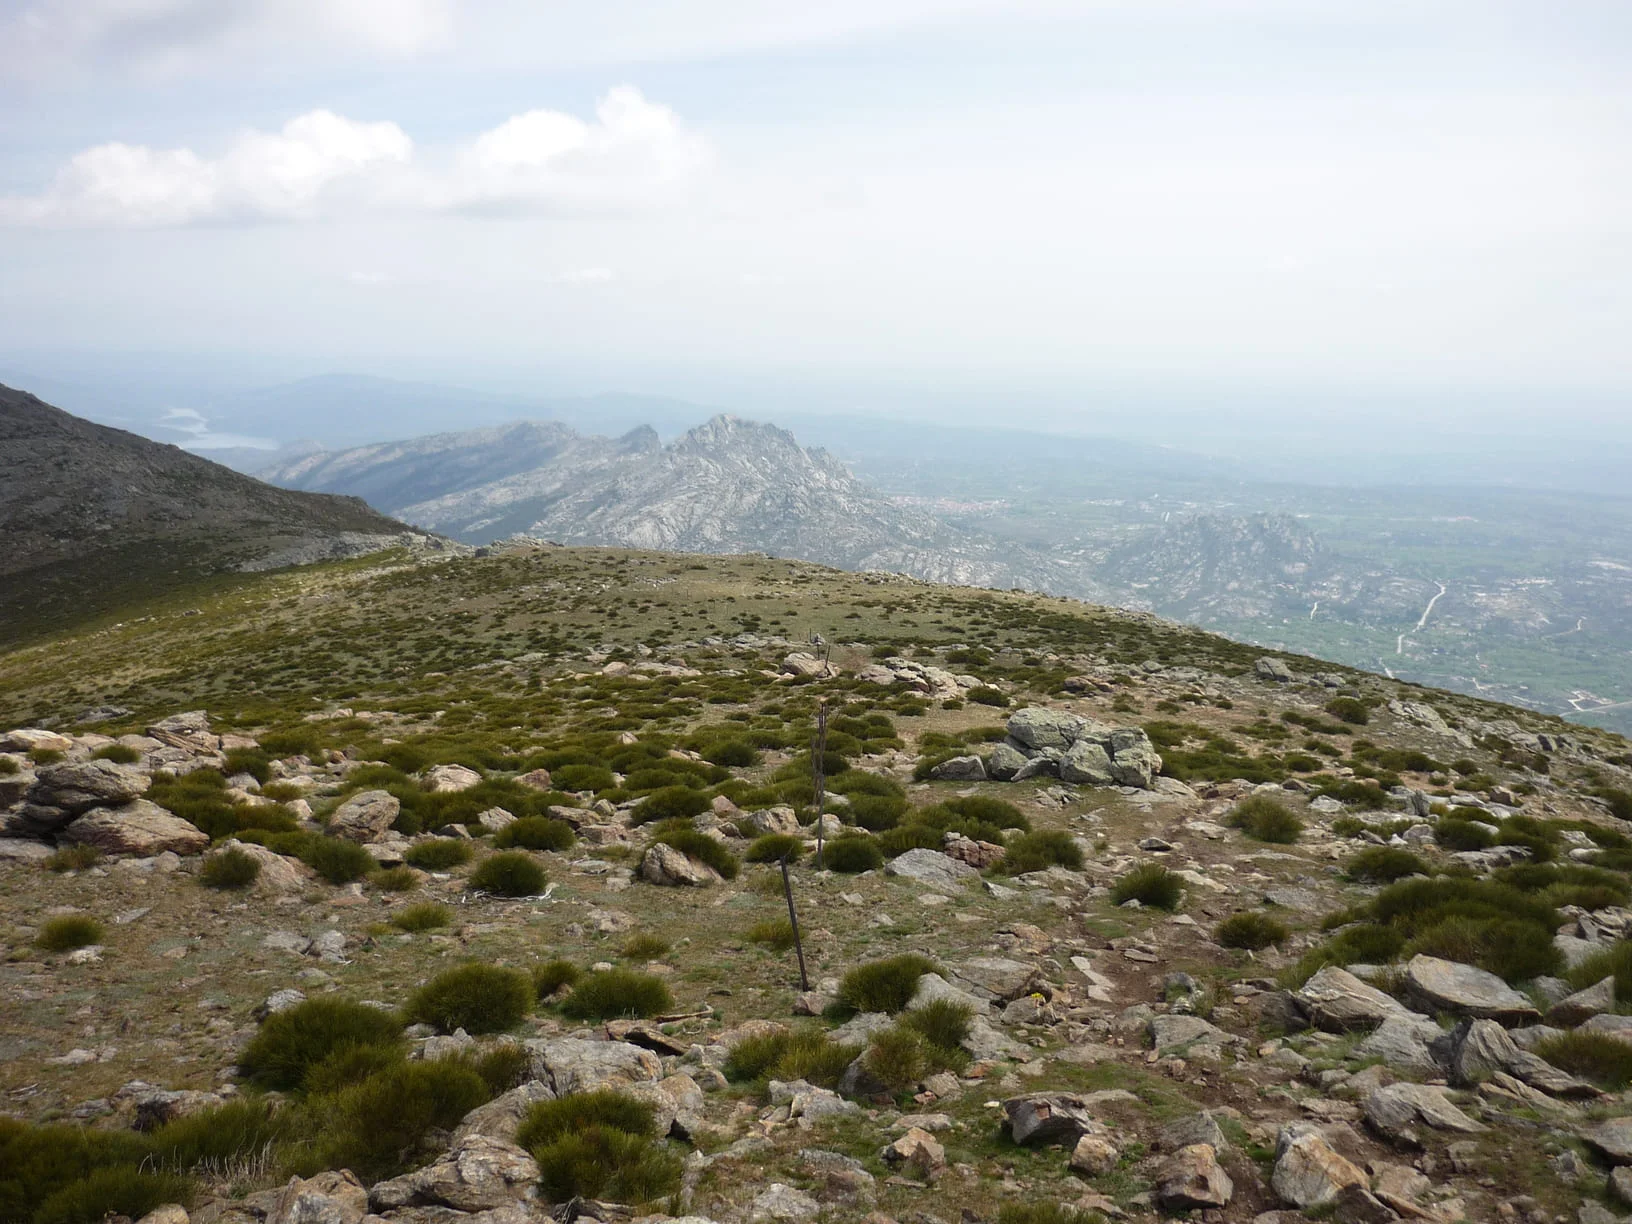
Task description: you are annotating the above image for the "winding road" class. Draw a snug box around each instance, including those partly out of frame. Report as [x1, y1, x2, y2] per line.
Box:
[1397, 581, 1448, 655]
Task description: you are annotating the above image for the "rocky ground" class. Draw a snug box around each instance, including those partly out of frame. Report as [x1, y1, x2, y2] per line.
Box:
[3, 546, 1632, 1224]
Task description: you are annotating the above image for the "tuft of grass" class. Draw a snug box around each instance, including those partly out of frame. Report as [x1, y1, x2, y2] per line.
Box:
[620, 933, 672, 960]
[997, 1205, 1105, 1224]
[34, 1168, 196, 1224]
[493, 816, 575, 852]
[1565, 941, 1632, 1003]
[863, 1026, 929, 1090]
[559, 969, 674, 1020]
[824, 836, 884, 873]
[723, 1027, 858, 1088]
[747, 918, 796, 951]
[1217, 912, 1290, 950]
[146, 1098, 295, 1170]
[1228, 794, 1304, 844]
[298, 836, 376, 884]
[403, 838, 474, 870]
[90, 744, 141, 764]
[1110, 863, 1183, 910]
[745, 833, 804, 863]
[837, 954, 939, 1015]
[199, 847, 261, 889]
[517, 1089, 657, 1149]
[391, 901, 452, 932]
[1533, 1031, 1632, 1090]
[532, 959, 582, 998]
[238, 997, 404, 1090]
[1346, 846, 1429, 883]
[1402, 915, 1561, 985]
[405, 963, 533, 1034]
[1435, 818, 1495, 851]
[43, 844, 102, 873]
[532, 1126, 683, 1206]
[1001, 829, 1084, 874]
[35, 914, 104, 952]
[311, 1058, 490, 1180]
[651, 827, 740, 880]
[469, 851, 546, 896]
[369, 865, 418, 891]
[899, 999, 973, 1055]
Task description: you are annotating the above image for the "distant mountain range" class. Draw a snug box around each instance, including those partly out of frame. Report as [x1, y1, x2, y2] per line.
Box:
[0, 383, 429, 644]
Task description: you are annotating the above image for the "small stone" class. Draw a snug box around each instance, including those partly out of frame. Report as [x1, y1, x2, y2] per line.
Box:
[1070, 1135, 1120, 1176]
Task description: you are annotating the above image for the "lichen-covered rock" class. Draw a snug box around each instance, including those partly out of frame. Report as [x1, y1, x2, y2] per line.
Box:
[1059, 739, 1114, 785]
[367, 1133, 538, 1212]
[1272, 1124, 1367, 1208]
[884, 848, 979, 890]
[641, 841, 722, 886]
[524, 1036, 662, 1095]
[422, 763, 482, 793]
[265, 1170, 368, 1224]
[28, 759, 149, 812]
[1006, 707, 1087, 751]
[1156, 1143, 1234, 1209]
[1295, 966, 1418, 1032]
[326, 789, 400, 843]
[1003, 1092, 1099, 1146]
[927, 754, 986, 781]
[1403, 955, 1541, 1024]
[1363, 1083, 1486, 1140]
[63, 801, 209, 856]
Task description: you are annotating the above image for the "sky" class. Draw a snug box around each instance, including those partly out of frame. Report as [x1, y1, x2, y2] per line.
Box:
[1, 0, 1629, 441]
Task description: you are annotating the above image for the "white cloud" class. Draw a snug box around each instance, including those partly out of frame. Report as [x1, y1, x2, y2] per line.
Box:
[2, 0, 452, 80]
[557, 268, 617, 285]
[0, 89, 706, 227]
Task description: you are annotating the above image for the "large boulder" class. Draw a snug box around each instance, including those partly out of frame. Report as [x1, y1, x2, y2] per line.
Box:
[0, 729, 73, 754]
[984, 742, 1030, 781]
[1156, 1144, 1234, 1210]
[63, 801, 209, 856]
[453, 1080, 555, 1144]
[641, 842, 722, 886]
[265, 1170, 369, 1224]
[1003, 1093, 1100, 1146]
[1272, 1124, 1367, 1208]
[927, 755, 986, 782]
[1295, 966, 1418, 1032]
[368, 1133, 538, 1212]
[326, 790, 400, 843]
[1363, 1083, 1486, 1140]
[1437, 1018, 1596, 1098]
[1059, 740, 1114, 785]
[1402, 955, 1540, 1024]
[423, 764, 482, 793]
[28, 760, 149, 813]
[1108, 733, 1163, 788]
[1006, 708, 1086, 752]
[525, 1037, 662, 1095]
[885, 848, 980, 890]
[213, 839, 313, 894]
[1583, 1117, 1632, 1166]
[742, 806, 801, 837]
[1548, 976, 1616, 1027]
[950, 957, 1043, 1002]
[146, 711, 220, 754]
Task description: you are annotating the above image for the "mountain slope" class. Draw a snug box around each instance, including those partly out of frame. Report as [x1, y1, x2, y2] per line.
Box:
[264, 414, 1088, 595]
[0, 383, 428, 643]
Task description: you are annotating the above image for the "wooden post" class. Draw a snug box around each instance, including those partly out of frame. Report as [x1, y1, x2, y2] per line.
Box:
[812, 701, 829, 870]
[780, 853, 809, 992]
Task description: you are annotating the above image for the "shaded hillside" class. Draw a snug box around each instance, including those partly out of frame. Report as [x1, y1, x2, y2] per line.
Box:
[0, 383, 426, 644]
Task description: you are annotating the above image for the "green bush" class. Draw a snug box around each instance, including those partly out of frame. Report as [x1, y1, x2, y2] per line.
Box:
[517, 1089, 656, 1149]
[863, 1026, 929, 1090]
[370, 865, 418, 891]
[34, 1167, 195, 1224]
[899, 999, 973, 1055]
[621, 933, 672, 960]
[1534, 1031, 1632, 1089]
[404, 838, 474, 870]
[223, 746, 273, 783]
[1566, 941, 1632, 1003]
[532, 959, 582, 998]
[967, 686, 1010, 707]
[302, 1043, 406, 1095]
[745, 833, 804, 863]
[748, 919, 796, 951]
[1403, 916, 1561, 984]
[652, 828, 739, 880]
[493, 816, 575, 852]
[553, 763, 616, 792]
[300, 836, 377, 884]
[1228, 794, 1304, 844]
[1110, 863, 1183, 910]
[147, 1098, 295, 1170]
[313, 1058, 490, 1179]
[200, 847, 261, 889]
[703, 739, 760, 767]
[1346, 846, 1429, 883]
[43, 844, 101, 873]
[406, 963, 533, 1034]
[1325, 697, 1370, 725]
[470, 851, 546, 896]
[392, 901, 452, 932]
[723, 1028, 857, 1088]
[1217, 912, 1290, 950]
[838, 954, 939, 1014]
[532, 1126, 682, 1205]
[1435, 819, 1495, 851]
[239, 997, 404, 1090]
[90, 743, 141, 764]
[35, 914, 103, 952]
[1001, 830, 1083, 874]
[633, 786, 711, 825]
[825, 836, 885, 873]
[876, 825, 942, 856]
[559, 969, 674, 1020]
[466, 1043, 531, 1094]
[0, 1120, 152, 1223]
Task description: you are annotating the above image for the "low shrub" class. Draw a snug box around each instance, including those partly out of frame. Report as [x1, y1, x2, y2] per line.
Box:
[1346, 846, 1429, 883]
[838, 954, 939, 1015]
[147, 1098, 295, 1170]
[1402, 915, 1561, 984]
[1110, 863, 1183, 910]
[745, 833, 804, 864]
[222, 747, 273, 783]
[1435, 819, 1495, 851]
[632, 786, 711, 825]
[1228, 794, 1304, 844]
[620, 933, 672, 960]
[392, 901, 452, 932]
[747, 919, 796, 951]
[1534, 1031, 1632, 1089]
[824, 836, 885, 873]
[313, 1058, 490, 1179]
[899, 999, 973, 1054]
[35, 914, 103, 952]
[90, 744, 141, 764]
[967, 686, 1010, 707]
[370, 865, 418, 891]
[493, 816, 575, 852]
[863, 1026, 929, 1090]
[239, 997, 404, 1090]
[300, 836, 376, 884]
[200, 847, 262, 889]
[1325, 697, 1370, 725]
[34, 1167, 195, 1224]
[403, 838, 474, 870]
[531, 1126, 682, 1205]
[1001, 830, 1083, 874]
[517, 1089, 656, 1149]
[653, 828, 739, 880]
[470, 851, 546, 896]
[1217, 912, 1290, 950]
[302, 1043, 405, 1095]
[559, 969, 674, 1020]
[407, 963, 532, 1034]
[1566, 941, 1632, 1003]
[43, 844, 102, 873]
[996, 1205, 1105, 1224]
[723, 1027, 858, 1088]
[0, 1119, 150, 1219]
[875, 825, 941, 856]
[532, 959, 582, 998]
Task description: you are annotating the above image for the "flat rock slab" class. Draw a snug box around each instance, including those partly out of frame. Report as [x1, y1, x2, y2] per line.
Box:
[885, 848, 979, 889]
[1583, 1118, 1632, 1166]
[1004, 1092, 1102, 1146]
[1364, 1083, 1486, 1139]
[1295, 966, 1418, 1032]
[1403, 955, 1540, 1024]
